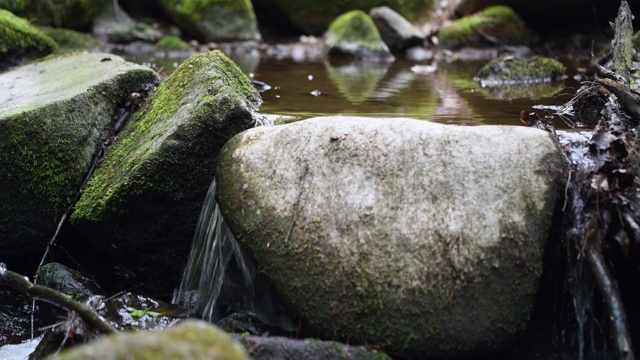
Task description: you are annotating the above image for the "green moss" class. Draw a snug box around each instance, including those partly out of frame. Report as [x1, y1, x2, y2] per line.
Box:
[0, 9, 57, 56]
[438, 5, 529, 50]
[154, 35, 194, 52]
[72, 51, 260, 221]
[475, 56, 565, 86]
[0, 0, 107, 28]
[40, 27, 100, 48]
[162, 0, 255, 21]
[325, 10, 390, 58]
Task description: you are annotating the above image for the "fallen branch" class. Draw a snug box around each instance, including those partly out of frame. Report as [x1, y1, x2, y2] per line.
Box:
[0, 264, 117, 335]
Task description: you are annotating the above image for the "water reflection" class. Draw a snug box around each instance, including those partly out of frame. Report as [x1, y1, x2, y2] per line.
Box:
[120, 50, 579, 127]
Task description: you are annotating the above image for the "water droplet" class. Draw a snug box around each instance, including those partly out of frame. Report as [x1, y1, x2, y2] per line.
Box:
[310, 90, 321, 96]
[307, 74, 313, 81]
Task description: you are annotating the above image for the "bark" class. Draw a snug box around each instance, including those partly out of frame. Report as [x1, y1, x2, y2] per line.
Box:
[0, 265, 117, 335]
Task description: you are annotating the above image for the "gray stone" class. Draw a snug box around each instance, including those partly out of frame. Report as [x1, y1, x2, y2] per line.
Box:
[370, 6, 424, 52]
[0, 52, 158, 263]
[49, 320, 249, 360]
[157, 0, 261, 43]
[93, 2, 162, 44]
[70, 50, 261, 297]
[216, 116, 566, 358]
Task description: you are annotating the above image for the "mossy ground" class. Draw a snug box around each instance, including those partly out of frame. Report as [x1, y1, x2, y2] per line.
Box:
[438, 5, 529, 50]
[40, 27, 100, 48]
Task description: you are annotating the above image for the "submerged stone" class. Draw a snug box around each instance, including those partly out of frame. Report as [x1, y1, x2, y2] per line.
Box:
[157, 0, 261, 42]
[49, 320, 249, 360]
[0, 9, 57, 70]
[369, 6, 424, 53]
[324, 10, 393, 60]
[0, 52, 158, 265]
[475, 56, 565, 87]
[438, 5, 529, 50]
[71, 50, 261, 298]
[216, 116, 566, 358]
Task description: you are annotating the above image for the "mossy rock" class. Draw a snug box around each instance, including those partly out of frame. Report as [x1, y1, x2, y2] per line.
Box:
[0, 9, 57, 70]
[475, 56, 565, 87]
[438, 5, 529, 50]
[258, 0, 434, 35]
[324, 10, 392, 60]
[0, 0, 108, 28]
[157, 0, 260, 42]
[40, 27, 100, 48]
[50, 320, 249, 360]
[0, 52, 158, 264]
[216, 116, 566, 358]
[154, 35, 195, 53]
[71, 50, 261, 298]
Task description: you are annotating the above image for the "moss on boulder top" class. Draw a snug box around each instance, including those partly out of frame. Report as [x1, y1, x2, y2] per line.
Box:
[71, 50, 261, 297]
[259, 0, 433, 35]
[325, 10, 392, 60]
[154, 35, 195, 53]
[0, 9, 57, 70]
[0, 52, 158, 265]
[475, 56, 565, 87]
[157, 0, 261, 42]
[0, 0, 108, 28]
[438, 5, 530, 50]
[51, 320, 249, 360]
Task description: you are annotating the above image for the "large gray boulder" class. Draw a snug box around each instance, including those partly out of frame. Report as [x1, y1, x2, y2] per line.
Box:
[369, 6, 424, 53]
[216, 116, 566, 358]
[157, 0, 261, 43]
[71, 50, 261, 298]
[50, 320, 249, 360]
[0, 52, 158, 265]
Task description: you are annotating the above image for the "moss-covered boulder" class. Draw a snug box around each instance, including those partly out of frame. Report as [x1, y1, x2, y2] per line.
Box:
[157, 0, 260, 43]
[438, 5, 529, 50]
[154, 35, 195, 56]
[257, 0, 433, 35]
[0, 52, 158, 266]
[0, 0, 108, 28]
[40, 27, 100, 49]
[49, 320, 249, 360]
[475, 56, 565, 87]
[0, 9, 57, 70]
[70, 50, 261, 298]
[369, 6, 424, 53]
[324, 10, 392, 60]
[216, 116, 566, 358]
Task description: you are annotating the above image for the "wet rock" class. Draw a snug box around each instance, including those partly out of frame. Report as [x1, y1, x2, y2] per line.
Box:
[324, 10, 393, 61]
[38, 263, 103, 301]
[235, 334, 392, 360]
[0, 0, 108, 28]
[0, 52, 158, 265]
[0, 9, 57, 71]
[154, 35, 195, 58]
[70, 50, 261, 298]
[40, 28, 100, 49]
[216, 116, 567, 358]
[157, 0, 261, 43]
[48, 319, 249, 360]
[438, 5, 530, 50]
[92, 1, 162, 44]
[475, 55, 565, 87]
[256, 0, 434, 35]
[369, 6, 424, 53]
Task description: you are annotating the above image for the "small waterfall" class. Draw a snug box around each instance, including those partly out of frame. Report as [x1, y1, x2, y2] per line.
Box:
[173, 178, 293, 330]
